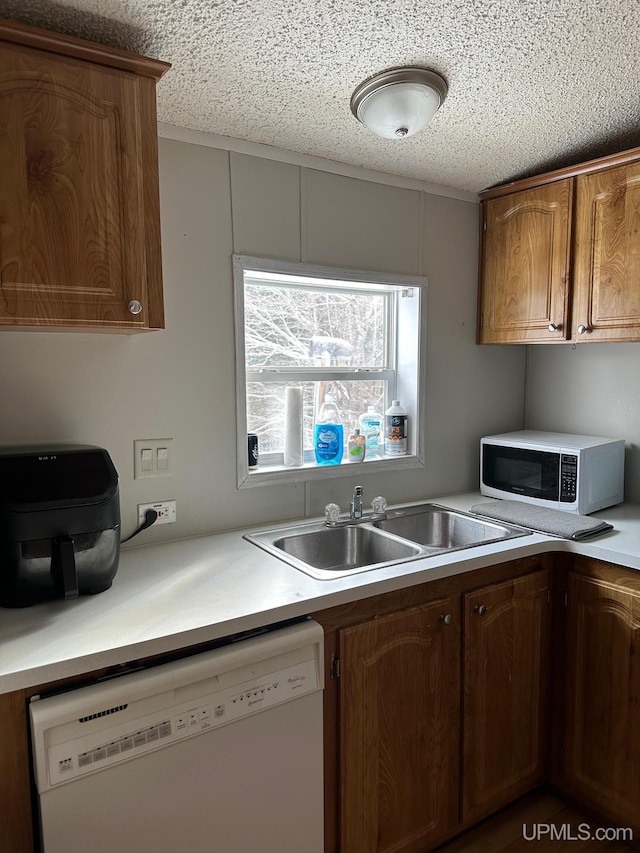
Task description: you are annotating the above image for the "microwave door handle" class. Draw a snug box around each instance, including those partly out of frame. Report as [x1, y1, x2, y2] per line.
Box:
[52, 535, 79, 600]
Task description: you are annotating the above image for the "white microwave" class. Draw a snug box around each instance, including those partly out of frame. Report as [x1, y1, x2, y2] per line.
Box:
[480, 430, 625, 515]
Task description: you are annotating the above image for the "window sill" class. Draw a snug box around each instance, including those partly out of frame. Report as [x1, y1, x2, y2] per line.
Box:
[238, 454, 423, 488]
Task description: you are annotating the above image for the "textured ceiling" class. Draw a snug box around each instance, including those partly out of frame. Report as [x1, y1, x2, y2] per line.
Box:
[2, 0, 640, 193]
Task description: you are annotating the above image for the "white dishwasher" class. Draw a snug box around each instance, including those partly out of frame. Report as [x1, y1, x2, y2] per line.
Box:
[30, 618, 324, 853]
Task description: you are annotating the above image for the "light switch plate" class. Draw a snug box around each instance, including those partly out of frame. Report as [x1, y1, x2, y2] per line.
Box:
[134, 438, 174, 479]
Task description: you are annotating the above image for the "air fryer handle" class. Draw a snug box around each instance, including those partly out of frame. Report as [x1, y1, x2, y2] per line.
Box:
[52, 535, 79, 600]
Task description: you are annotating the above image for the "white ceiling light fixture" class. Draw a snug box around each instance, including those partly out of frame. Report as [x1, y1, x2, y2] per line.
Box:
[350, 66, 448, 140]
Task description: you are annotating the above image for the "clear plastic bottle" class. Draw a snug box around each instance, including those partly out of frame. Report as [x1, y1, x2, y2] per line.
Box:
[384, 399, 408, 456]
[358, 406, 383, 458]
[314, 395, 344, 465]
[347, 427, 366, 463]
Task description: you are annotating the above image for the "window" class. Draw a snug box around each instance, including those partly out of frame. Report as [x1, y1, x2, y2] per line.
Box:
[233, 256, 426, 487]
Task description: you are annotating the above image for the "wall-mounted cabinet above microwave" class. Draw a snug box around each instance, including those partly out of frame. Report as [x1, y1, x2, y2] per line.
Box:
[477, 146, 640, 344]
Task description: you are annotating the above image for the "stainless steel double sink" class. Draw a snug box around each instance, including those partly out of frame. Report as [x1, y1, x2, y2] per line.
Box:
[244, 503, 531, 580]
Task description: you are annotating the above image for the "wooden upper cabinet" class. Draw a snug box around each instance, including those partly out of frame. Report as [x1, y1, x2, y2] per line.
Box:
[563, 573, 640, 828]
[339, 598, 461, 853]
[478, 183, 572, 343]
[572, 161, 640, 341]
[462, 569, 551, 824]
[0, 20, 170, 332]
[479, 144, 640, 344]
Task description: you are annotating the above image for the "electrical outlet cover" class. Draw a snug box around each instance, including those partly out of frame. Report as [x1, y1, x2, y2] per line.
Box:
[138, 501, 176, 525]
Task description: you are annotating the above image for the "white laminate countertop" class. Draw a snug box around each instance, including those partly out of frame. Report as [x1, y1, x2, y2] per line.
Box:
[2, 493, 640, 696]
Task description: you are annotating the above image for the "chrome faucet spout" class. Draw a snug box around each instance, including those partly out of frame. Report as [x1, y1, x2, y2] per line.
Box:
[350, 486, 364, 519]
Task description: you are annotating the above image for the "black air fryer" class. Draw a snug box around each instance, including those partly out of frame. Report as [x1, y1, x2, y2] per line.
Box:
[0, 445, 120, 607]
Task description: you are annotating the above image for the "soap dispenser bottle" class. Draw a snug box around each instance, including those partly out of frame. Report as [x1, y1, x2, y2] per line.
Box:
[347, 427, 366, 462]
[358, 405, 383, 458]
[314, 395, 344, 465]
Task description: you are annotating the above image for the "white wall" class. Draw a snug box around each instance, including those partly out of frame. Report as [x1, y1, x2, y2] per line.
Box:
[0, 136, 526, 544]
[525, 344, 640, 504]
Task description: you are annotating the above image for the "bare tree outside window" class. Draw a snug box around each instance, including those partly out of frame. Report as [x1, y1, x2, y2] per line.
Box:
[244, 284, 388, 453]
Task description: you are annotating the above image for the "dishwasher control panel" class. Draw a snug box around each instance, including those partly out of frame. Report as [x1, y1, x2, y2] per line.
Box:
[42, 655, 319, 789]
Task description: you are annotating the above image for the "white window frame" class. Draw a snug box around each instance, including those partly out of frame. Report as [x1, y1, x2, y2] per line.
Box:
[233, 255, 427, 488]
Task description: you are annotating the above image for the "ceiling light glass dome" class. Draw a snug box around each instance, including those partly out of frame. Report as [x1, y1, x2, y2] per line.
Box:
[350, 66, 448, 140]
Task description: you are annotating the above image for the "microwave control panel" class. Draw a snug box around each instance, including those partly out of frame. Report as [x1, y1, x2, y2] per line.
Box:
[560, 454, 578, 502]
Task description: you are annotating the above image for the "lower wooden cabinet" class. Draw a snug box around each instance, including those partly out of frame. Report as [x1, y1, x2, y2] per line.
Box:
[563, 571, 640, 829]
[462, 569, 551, 823]
[0, 691, 33, 853]
[339, 597, 461, 853]
[324, 559, 552, 853]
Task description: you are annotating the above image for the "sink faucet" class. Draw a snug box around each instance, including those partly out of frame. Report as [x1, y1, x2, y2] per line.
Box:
[350, 485, 364, 519]
[324, 488, 387, 527]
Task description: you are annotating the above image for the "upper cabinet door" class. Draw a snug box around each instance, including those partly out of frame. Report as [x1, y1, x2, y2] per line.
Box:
[573, 162, 640, 342]
[0, 31, 167, 331]
[478, 181, 573, 343]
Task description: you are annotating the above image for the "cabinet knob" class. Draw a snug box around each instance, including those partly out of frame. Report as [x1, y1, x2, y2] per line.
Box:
[128, 299, 143, 315]
[548, 323, 561, 332]
[474, 604, 487, 616]
[577, 324, 590, 334]
[440, 614, 453, 625]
